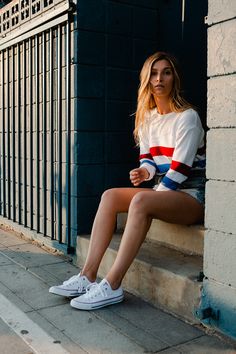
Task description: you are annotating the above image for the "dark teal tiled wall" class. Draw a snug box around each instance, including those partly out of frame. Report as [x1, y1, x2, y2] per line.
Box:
[70, 0, 207, 234]
[73, 0, 159, 232]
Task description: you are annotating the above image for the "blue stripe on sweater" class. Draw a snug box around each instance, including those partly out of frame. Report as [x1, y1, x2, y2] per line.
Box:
[157, 164, 170, 173]
[140, 159, 157, 168]
[161, 176, 180, 190]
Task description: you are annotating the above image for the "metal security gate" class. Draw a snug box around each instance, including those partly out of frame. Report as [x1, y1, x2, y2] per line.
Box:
[0, 0, 75, 253]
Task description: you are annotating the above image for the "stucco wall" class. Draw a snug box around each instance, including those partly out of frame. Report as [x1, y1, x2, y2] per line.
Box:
[202, 0, 236, 338]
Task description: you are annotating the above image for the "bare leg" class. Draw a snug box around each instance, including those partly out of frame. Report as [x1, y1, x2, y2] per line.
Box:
[106, 190, 204, 289]
[80, 187, 149, 281]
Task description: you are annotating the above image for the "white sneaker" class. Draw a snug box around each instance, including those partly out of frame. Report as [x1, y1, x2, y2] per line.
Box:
[49, 273, 92, 297]
[70, 279, 124, 310]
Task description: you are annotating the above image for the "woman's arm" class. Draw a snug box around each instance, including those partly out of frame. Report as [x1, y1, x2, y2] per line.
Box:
[156, 110, 205, 191]
[138, 124, 157, 181]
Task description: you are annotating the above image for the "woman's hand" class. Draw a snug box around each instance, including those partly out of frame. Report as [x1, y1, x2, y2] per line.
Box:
[129, 167, 149, 186]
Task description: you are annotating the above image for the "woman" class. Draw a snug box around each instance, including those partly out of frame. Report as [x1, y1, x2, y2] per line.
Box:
[49, 52, 206, 310]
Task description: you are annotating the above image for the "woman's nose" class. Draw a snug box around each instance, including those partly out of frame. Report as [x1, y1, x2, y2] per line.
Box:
[155, 73, 162, 81]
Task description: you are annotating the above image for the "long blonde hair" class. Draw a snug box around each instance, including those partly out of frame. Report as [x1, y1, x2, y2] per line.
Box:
[134, 52, 194, 142]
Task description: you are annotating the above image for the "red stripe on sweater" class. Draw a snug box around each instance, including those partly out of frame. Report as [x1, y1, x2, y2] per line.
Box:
[171, 160, 191, 176]
[139, 153, 153, 160]
[150, 146, 175, 157]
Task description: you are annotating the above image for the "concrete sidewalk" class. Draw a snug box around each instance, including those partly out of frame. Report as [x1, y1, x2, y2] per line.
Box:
[0, 227, 235, 354]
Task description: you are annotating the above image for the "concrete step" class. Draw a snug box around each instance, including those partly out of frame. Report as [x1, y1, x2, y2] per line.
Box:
[76, 234, 203, 324]
[117, 213, 205, 256]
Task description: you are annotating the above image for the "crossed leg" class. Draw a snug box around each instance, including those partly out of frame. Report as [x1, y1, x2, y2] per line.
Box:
[80, 187, 204, 289]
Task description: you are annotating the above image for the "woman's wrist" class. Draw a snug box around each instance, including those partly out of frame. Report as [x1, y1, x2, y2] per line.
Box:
[143, 168, 150, 180]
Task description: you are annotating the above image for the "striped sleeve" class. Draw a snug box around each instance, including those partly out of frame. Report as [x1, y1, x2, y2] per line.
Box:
[156, 110, 204, 191]
[138, 123, 157, 180]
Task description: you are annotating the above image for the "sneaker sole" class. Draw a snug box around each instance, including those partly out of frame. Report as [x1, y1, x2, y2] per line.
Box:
[70, 294, 124, 310]
[49, 287, 85, 298]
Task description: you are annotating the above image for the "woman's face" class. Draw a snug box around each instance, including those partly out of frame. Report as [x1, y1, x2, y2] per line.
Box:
[149, 59, 174, 98]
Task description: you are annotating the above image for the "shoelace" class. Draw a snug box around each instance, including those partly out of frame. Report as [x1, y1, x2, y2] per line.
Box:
[85, 283, 107, 300]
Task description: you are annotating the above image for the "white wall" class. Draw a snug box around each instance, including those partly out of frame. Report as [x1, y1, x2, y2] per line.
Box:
[203, 0, 236, 338]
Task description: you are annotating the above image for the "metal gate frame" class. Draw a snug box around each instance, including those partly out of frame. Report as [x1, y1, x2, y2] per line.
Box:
[0, 1, 75, 254]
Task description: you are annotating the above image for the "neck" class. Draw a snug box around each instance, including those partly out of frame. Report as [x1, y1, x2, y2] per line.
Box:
[154, 96, 172, 115]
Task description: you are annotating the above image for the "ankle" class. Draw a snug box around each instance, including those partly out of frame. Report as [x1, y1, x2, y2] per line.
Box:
[106, 276, 122, 290]
[80, 270, 97, 283]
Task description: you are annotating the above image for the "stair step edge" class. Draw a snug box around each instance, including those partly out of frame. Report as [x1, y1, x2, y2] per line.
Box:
[117, 213, 205, 256]
[76, 234, 202, 323]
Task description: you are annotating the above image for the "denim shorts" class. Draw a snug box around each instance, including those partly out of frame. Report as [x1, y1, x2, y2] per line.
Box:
[153, 171, 206, 205]
[178, 175, 206, 205]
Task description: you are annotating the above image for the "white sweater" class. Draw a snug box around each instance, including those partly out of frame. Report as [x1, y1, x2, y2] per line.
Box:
[139, 108, 206, 191]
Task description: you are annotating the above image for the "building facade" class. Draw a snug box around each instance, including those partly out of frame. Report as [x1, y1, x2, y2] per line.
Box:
[0, 0, 235, 340]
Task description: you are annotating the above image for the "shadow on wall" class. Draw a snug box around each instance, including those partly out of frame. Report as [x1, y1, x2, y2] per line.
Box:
[197, 278, 236, 340]
[66, 0, 161, 237]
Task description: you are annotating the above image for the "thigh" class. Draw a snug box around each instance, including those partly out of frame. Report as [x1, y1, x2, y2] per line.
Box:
[130, 190, 204, 225]
[101, 187, 151, 213]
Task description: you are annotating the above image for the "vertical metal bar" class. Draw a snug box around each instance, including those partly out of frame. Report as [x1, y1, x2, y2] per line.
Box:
[1, 50, 6, 217]
[12, 46, 16, 222]
[23, 40, 27, 227]
[57, 25, 62, 243]
[0, 52, 2, 215]
[17, 43, 21, 224]
[29, 37, 33, 229]
[35, 34, 40, 233]
[66, 20, 72, 253]
[6, 48, 11, 219]
[49, 28, 54, 240]
[42, 31, 47, 236]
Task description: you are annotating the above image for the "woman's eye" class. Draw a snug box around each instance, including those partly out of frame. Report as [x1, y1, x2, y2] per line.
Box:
[165, 70, 172, 75]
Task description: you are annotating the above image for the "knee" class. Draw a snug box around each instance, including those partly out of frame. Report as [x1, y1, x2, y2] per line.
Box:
[100, 188, 119, 206]
[129, 192, 149, 215]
